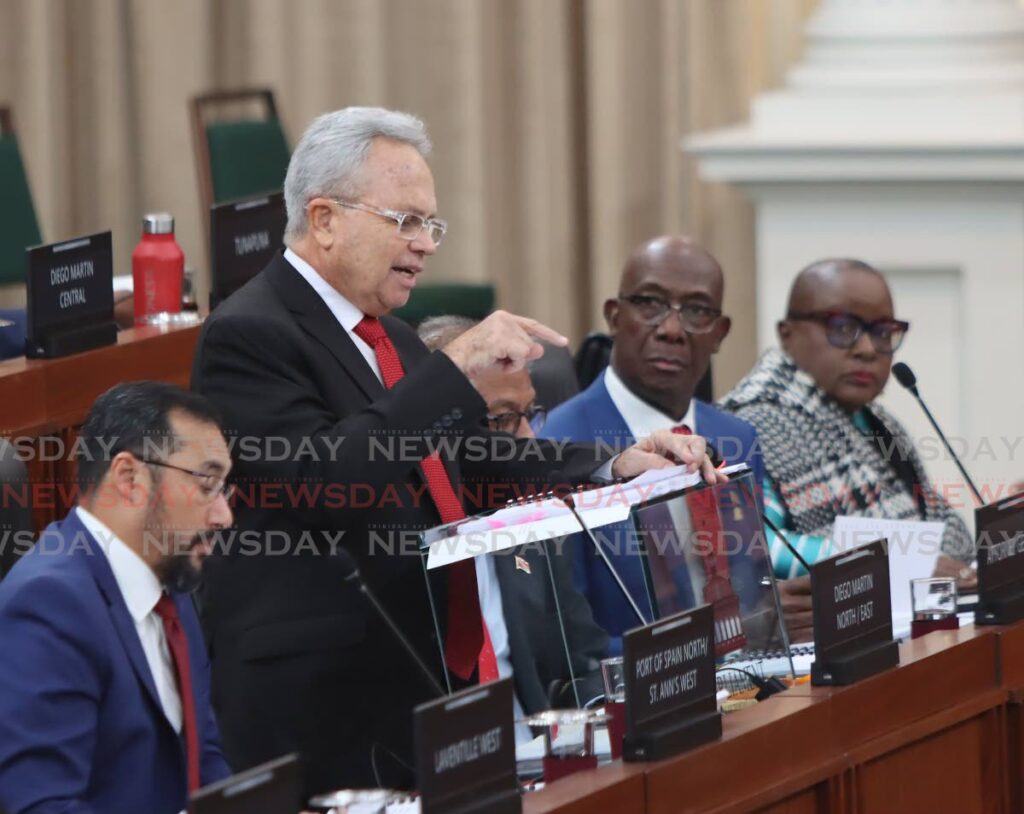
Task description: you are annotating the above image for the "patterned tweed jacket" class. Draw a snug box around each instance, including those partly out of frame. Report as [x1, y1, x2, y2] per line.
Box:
[720, 348, 973, 561]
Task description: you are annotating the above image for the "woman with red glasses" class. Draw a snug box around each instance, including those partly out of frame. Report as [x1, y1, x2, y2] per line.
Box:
[720, 258, 973, 642]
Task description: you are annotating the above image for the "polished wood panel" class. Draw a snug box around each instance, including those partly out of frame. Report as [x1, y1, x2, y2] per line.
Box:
[523, 762, 646, 814]
[525, 621, 1022, 814]
[0, 324, 201, 530]
[854, 713, 1002, 814]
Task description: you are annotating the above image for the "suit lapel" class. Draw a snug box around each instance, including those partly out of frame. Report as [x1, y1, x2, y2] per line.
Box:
[266, 254, 385, 402]
[72, 513, 167, 722]
[585, 374, 635, 447]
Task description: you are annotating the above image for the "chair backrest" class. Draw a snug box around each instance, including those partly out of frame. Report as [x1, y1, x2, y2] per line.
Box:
[0, 438, 32, 579]
[529, 342, 579, 412]
[392, 283, 496, 327]
[190, 89, 290, 217]
[0, 108, 43, 286]
[573, 332, 613, 390]
[573, 331, 714, 402]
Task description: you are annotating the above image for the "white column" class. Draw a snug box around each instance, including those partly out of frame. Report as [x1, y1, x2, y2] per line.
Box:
[688, 0, 1024, 528]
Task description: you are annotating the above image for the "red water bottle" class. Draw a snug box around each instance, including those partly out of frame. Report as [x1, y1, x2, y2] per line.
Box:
[133, 213, 184, 324]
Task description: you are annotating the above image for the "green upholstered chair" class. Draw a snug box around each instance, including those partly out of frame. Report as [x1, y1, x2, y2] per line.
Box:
[392, 283, 496, 328]
[190, 88, 290, 216]
[0, 108, 43, 286]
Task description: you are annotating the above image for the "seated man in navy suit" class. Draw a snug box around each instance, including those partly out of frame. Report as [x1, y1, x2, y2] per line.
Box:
[0, 381, 233, 814]
[543, 236, 763, 651]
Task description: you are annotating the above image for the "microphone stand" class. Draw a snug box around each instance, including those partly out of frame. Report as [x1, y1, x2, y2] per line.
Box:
[560, 493, 650, 627]
[345, 569, 447, 696]
[904, 387, 984, 507]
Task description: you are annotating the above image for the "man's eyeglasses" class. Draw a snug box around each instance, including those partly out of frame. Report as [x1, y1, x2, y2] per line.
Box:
[331, 199, 447, 247]
[142, 458, 235, 503]
[483, 406, 547, 435]
[618, 294, 722, 333]
[786, 310, 910, 354]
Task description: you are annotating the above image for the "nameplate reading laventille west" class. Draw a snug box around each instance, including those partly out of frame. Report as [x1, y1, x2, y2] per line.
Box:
[414, 677, 520, 814]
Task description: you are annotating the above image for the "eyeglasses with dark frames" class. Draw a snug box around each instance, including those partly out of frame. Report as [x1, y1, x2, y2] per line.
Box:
[483, 405, 547, 435]
[330, 198, 447, 247]
[785, 310, 910, 354]
[141, 458, 235, 502]
[617, 294, 722, 333]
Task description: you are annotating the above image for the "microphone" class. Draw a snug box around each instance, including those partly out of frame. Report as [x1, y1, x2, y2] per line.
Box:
[759, 510, 811, 574]
[337, 550, 447, 696]
[891, 362, 984, 507]
[561, 494, 650, 626]
[732, 475, 811, 574]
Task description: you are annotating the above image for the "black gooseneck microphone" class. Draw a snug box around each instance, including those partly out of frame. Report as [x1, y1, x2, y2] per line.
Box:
[759, 510, 811, 574]
[891, 361, 984, 507]
[337, 550, 447, 696]
[732, 475, 812, 573]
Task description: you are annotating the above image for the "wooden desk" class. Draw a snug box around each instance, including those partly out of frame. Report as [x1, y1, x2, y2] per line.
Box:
[526, 622, 1014, 814]
[996, 623, 1024, 812]
[0, 324, 201, 530]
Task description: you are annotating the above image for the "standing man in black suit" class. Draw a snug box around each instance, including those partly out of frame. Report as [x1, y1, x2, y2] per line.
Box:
[192, 106, 722, 794]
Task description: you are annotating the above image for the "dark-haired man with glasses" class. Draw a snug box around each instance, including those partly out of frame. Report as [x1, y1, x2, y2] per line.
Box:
[721, 258, 974, 641]
[543, 236, 764, 651]
[0, 381, 233, 814]
[418, 315, 609, 723]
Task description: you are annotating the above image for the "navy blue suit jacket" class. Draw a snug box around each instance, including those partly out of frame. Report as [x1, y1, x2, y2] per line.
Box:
[0, 510, 231, 814]
[542, 372, 764, 653]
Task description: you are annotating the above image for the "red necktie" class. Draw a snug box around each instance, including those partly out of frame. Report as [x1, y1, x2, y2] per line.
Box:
[154, 594, 201, 794]
[353, 316, 499, 683]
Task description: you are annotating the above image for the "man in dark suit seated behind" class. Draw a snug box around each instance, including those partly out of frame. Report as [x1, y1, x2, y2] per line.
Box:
[192, 106, 723, 793]
[419, 315, 610, 716]
[0, 382, 233, 814]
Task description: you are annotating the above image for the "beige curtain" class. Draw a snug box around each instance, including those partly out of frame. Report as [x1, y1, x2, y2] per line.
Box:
[0, 0, 815, 393]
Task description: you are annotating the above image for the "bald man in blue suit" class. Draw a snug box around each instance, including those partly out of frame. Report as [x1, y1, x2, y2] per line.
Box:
[543, 238, 763, 651]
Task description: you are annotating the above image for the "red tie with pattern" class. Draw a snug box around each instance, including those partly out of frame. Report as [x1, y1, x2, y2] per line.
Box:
[154, 594, 201, 794]
[670, 425, 745, 654]
[353, 316, 499, 683]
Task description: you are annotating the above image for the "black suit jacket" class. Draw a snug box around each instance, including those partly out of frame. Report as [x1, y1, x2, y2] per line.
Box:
[494, 543, 608, 715]
[191, 253, 608, 794]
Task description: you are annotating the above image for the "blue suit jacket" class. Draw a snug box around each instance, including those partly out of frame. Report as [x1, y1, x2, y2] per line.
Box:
[543, 372, 765, 653]
[0, 510, 231, 814]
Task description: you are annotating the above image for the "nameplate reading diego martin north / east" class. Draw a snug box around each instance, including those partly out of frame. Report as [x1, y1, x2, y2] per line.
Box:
[810, 538, 899, 685]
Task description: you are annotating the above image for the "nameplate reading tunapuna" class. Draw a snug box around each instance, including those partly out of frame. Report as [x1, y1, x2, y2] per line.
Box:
[975, 491, 1024, 625]
[621, 604, 720, 762]
[25, 231, 116, 358]
[414, 678, 520, 814]
[811, 538, 898, 685]
[210, 192, 286, 308]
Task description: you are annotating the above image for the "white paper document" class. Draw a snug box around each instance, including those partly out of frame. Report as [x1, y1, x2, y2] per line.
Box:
[425, 463, 750, 570]
[830, 516, 946, 637]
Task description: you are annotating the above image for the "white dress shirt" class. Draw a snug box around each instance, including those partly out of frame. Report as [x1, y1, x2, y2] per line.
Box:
[284, 248, 383, 381]
[76, 506, 182, 733]
[282, 251, 530, 736]
[603, 365, 697, 440]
